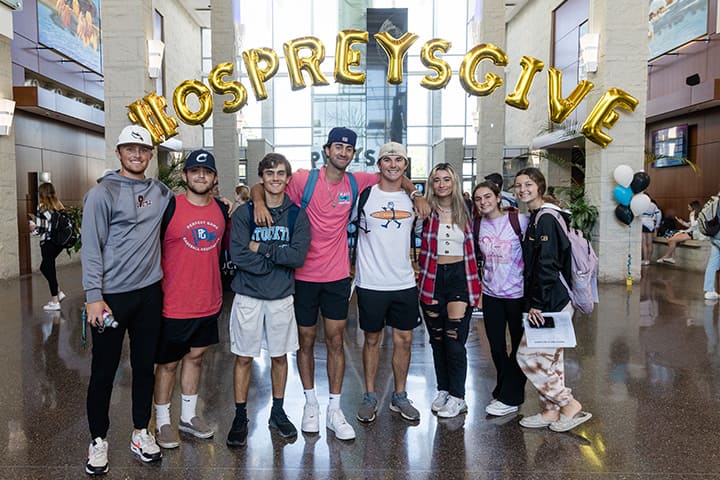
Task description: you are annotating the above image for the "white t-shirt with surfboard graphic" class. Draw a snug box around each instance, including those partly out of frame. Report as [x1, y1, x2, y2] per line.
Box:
[354, 185, 416, 291]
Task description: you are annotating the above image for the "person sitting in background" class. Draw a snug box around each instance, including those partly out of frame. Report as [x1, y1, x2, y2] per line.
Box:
[657, 200, 701, 264]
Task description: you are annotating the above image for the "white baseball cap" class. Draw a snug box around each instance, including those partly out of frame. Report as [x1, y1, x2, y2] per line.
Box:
[378, 141, 408, 161]
[116, 125, 153, 148]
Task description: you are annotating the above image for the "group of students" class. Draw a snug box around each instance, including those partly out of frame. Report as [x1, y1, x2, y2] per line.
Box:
[73, 124, 592, 477]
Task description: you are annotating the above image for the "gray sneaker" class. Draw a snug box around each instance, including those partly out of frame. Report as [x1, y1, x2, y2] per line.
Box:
[179, 416, 214, 439]
[389, 392, 420, 421]
[356, 393, 378, 423]
[155, 423, 179, 449]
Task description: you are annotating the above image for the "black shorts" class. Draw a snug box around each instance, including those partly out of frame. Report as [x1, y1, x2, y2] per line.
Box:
[357, 286, 420, 332]
[642, 226, 653, 233]
[294, 278, 351, 327]
[430, 262, 469, 306]
[155, 310, 220, 364]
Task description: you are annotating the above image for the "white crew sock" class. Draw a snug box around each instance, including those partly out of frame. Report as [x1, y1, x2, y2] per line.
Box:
[304, 389, 318, 405]
[328, 394, 341, 410]
[181, 394, 198, 423]
[154, 402, 171, 427]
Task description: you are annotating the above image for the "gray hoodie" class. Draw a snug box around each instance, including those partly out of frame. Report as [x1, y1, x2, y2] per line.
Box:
[81, 171, 172, 303]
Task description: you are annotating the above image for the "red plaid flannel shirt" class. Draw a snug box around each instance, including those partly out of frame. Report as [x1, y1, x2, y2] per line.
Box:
[417, 211, 481, 307]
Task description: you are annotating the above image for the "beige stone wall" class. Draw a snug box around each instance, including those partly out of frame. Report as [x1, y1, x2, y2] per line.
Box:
[0, 34, 19, 278]
[154, 0, 203, 150]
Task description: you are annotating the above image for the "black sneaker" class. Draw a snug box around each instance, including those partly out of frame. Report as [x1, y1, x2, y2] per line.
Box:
[226, 416, 248, 447]
[269, 409, 298, 439]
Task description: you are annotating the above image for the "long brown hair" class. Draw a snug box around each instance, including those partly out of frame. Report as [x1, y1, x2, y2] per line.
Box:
[38, 182, 64, 212]
[426, 163, 468, 228]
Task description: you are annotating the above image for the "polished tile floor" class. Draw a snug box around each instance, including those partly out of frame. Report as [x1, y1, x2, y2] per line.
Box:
[2, 262, 720, 479]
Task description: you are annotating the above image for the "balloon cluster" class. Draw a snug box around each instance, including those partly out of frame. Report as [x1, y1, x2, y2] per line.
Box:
[612, 165, 651, 225]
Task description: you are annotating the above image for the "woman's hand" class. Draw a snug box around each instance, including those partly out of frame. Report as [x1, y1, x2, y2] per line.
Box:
[527, 308, 544, 326]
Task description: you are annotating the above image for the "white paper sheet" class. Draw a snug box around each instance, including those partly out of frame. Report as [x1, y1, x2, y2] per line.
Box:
[522, 311, 576, 348]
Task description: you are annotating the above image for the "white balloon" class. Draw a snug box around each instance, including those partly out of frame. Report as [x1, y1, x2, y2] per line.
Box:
[613, 164, 634, 187]
[630, 193, 651, 216]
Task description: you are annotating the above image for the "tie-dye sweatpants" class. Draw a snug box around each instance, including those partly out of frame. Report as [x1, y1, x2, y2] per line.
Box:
[515, 302, 574, 411]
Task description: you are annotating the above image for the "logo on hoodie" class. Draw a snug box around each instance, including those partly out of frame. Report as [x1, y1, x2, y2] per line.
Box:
[137, 195, 152, 209]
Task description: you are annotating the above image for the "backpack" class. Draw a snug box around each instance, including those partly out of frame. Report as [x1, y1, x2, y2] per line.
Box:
[473, 207, 522, 277]
[161, 196, 234, 290]
[536, 207, 599, 315]
[301, 168, 358, 252]
[49, 210, 78, 249]
[697, 196, 720, 237]
[349, 186, 420, 264]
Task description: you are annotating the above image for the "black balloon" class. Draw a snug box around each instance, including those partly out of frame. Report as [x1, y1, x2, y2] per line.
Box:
[615, 204, 634, 225]
[630, 171, 650, 194]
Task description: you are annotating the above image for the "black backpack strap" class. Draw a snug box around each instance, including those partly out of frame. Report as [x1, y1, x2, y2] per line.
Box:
[508, 208, 523, 239]
[213, 196, 230, 219]
[160, 195, 177, 240]
[350, 186, 373, 265]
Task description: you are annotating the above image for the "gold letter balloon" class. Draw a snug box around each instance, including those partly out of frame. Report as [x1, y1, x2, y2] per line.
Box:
[208, 62, 247, 113]
[242, 47, 280, 101]
[548, 67, 594, 124]
[374, 31, 419, 85]
[283, 36, 330, 90]
[173, 80, 213, 125]
[420, 38, 452, 90]
[581, 88, 639, 147]
[505, 56, 544, 110]
[334, 30, 369, 85]
[459, 43, 508, 96]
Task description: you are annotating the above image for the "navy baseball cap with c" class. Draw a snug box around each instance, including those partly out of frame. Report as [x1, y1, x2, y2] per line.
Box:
[324, 127, 357, 149]
[184, 149, 217, 173]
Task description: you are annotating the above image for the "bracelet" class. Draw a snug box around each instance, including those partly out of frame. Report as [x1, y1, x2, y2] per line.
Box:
[410, 190, 422, 200]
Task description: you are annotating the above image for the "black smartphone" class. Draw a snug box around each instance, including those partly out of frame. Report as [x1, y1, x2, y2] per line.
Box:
[529, 316, 555, 328]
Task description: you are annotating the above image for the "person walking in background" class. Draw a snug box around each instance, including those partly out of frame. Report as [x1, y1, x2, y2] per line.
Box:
[418, 163, 481, 419]
[704, 193, 720, 300]
[28, 182, 67, 311]
[471, 180, 528, 417]
[230, 184, 250, 216]
[513, 167, 591, 433]
[641, 197, 662, 266]
[657, 200, 701, 264]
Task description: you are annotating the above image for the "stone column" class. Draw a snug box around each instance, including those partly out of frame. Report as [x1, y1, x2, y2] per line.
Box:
[584, 0, 648, 282]
[474, 0, 506, 179]
[431, 138, 464, 174]
[101, 0, 155, 167]
[0, 32, 19, 278]
[246, 138, 274, 186]
[211, 0, 241, 199]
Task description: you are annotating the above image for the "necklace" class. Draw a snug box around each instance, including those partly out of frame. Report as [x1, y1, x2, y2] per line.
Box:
[325, 178, 338, 208]
[437, 205, 452, 214]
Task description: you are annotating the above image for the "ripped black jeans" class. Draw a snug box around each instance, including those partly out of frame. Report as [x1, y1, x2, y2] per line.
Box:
[421, 262, 472, 399]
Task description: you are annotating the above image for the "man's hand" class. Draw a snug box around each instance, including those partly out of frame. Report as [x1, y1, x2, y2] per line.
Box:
[250, 183, 273, 226]
[86, 301, 111, 328]
[413, 196, 431, 220]
[248, 241, 260, 252]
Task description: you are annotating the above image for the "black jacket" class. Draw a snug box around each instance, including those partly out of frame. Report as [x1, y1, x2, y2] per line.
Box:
[522, 205, 572, 312]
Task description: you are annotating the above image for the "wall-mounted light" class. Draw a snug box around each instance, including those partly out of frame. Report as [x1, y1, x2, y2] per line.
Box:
[0, 98, 16, 136]
[580, 33, 600, 73]
[148, 39, 165, 79]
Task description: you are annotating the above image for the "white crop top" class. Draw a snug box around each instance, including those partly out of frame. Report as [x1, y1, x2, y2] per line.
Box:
[437, 223, 464, 256]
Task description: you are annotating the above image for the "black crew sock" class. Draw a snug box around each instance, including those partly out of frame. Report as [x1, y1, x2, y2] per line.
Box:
[271, 397, 284, 417]
[235, 402, 247, 422]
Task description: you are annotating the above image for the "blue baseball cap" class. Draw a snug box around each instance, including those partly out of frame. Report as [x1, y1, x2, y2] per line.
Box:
[325, 127, 357, 149]
[184, 149, 217, 173]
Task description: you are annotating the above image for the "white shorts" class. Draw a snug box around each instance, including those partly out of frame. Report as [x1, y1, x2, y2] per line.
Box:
[229, 294, 299, 357]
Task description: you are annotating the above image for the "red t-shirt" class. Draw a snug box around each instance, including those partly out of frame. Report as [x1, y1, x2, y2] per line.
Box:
[161, 194, 226, 319]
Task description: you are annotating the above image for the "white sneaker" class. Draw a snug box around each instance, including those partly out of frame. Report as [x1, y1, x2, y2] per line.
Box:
[485, 400, 519, 416]
[85, 437, 109, 476]
[43, 301, 61, 311]
[301, 402, 320, 433]
[326, 407, 356, 440]
[431, 390, 450, 412]
[437, 395, 468, 418]
[705, 291, 720, 300]
[130, 429, 162, 462]
[58, 291, 67, 302]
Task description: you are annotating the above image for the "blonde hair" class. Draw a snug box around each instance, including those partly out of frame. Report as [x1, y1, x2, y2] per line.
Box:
[38, 182, 64, 212]
[426, 163, 468, 228]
